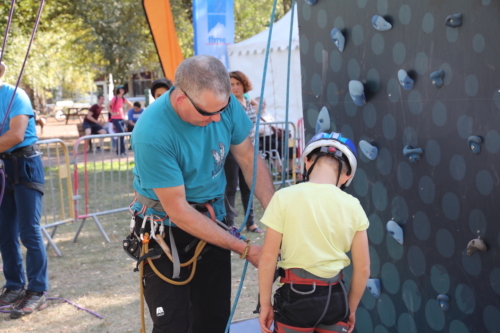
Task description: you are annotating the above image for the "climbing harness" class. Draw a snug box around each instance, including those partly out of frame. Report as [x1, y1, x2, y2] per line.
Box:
[272, 268, 349, 333]
[300, 132, 358, 188]
[0, 145, 45, 195]
[0, 0, 45, 205]
[125, 194, 246, 333]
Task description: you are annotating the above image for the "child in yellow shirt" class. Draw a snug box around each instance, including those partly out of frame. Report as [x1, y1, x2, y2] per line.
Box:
[258, 132, 370, 333]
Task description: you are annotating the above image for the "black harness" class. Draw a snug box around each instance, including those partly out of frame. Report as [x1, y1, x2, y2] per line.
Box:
[0, 145, 44, 194]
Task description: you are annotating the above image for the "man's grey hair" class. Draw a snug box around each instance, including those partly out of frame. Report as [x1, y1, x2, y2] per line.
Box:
[175, 55, 231, 103]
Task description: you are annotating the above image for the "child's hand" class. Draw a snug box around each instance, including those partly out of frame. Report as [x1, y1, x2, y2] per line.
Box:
[347, 312, 356, 333]
[258, 305, 274, 333]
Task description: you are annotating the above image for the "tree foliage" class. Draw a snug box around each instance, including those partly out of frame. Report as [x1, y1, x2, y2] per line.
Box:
[0, 0, 293, 102]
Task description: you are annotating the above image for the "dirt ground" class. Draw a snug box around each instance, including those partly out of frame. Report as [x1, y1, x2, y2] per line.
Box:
[0, 201, 266, 333]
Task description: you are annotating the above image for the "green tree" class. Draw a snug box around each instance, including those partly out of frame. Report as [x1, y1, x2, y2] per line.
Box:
[73, 0, 160, 84]
[0, 0, 294, 104]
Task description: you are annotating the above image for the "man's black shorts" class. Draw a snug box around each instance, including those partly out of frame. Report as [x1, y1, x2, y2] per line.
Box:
[83, 121, 104, 134]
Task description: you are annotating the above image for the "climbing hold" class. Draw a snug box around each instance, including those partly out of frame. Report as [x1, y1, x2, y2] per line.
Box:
[437, 295, 450, 311]
[386, 220, 403, 245]
[366, 279, 381, 298]
[348, 80, 366, 106]
[403, 145, 423, 163]
[430, 70, 445, 88]
[315, 106, 331, 134]
[304, 0, 318, 5]
[398, 69, 414, 90]
[445, 13, 463, 28]
[467, 238, 488, 256]
[359, 140, 378, 160]
[372, 15, 392, 31]
[330, 28, 345, 52]
[468, 136, 483, 154]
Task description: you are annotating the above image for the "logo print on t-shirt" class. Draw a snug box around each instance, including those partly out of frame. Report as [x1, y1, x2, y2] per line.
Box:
[156, 307, 164, 317]
[211, 142, 226, 178]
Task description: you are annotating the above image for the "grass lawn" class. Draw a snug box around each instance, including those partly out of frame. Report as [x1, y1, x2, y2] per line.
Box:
[0, 160, 269, 332]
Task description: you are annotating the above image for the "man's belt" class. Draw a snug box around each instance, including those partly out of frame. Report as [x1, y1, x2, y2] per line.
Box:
[136, 193, 219, 214]
[0, 145, 37, 160]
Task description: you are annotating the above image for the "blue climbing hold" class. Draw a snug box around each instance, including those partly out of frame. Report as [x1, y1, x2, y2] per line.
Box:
[348, 80, 366, 106]
[403, 145, 423, 163]
[372, 15, 392, 31]
[304, 0, 317, 5]
[398, 69, 414, 90]
[359, 140, 378, 160]
[445, 13, 462, 28]
[367, 279, 381, 299]
[315, 106, 331, 134]
[437, 294, 450, 311]
[430, 69, 445, 88]
[386, 220, 403, 245]
[330, 28, 345, 52]
[468, 136, 483, 154]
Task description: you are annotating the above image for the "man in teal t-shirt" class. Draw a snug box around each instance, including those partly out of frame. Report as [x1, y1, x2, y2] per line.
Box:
[131, 55, 275, 333]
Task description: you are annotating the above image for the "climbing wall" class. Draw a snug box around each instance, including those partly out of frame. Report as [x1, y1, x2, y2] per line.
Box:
[298, 0, 500, 332]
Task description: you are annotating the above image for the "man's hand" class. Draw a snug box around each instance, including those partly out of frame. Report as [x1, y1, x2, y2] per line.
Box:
[347, 312, 356, 333]
[258, 304, 274, 333]
[246, 244, 262, 267]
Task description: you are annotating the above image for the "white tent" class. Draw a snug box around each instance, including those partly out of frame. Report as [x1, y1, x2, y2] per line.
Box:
[227, 6, 302, 126]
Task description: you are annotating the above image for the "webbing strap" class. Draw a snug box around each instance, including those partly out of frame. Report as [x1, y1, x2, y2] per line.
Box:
[136, 193, 164, 212]
[169, 223, 181, 279]
[280, 268, 342, 286]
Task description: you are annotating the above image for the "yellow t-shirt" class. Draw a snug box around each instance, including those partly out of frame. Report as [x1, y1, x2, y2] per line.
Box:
[261, 183, 369, 278]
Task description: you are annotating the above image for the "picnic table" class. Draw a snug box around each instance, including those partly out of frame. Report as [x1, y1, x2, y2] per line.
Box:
[64, 104, 91, 124]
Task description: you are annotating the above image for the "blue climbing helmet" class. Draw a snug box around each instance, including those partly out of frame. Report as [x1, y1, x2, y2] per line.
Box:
[301, 132, 358, 188]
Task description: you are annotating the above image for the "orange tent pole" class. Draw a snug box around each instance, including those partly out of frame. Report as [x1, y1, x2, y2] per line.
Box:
[142, 0, 184, 81]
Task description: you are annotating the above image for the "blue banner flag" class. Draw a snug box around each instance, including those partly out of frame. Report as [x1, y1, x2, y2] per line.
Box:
[193, 0, 235, 69]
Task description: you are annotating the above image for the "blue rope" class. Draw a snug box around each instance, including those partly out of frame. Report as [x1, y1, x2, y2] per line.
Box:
[224, 259, 249, 333]
[225, 1, 279, 332]
[0, 0, 16, 65]
[280, 0, 296, 188]
[237, 0, 279, 234]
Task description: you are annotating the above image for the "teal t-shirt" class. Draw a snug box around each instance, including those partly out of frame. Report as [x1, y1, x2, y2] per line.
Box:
[131, 87, 252, 224]
[0, 83, 38, 152]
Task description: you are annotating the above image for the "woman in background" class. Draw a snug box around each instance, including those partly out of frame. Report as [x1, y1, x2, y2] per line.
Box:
[107, 85, 132, 155]
[224, 71, 262, 233]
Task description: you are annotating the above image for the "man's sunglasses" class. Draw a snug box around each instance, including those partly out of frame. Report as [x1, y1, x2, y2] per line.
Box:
[179, 87, 231, 116]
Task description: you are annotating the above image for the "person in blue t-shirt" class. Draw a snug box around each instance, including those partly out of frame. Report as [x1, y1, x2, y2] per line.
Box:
[0, 58, 48, 319]
[126, 101, 144, 132]
[131, 55, 275, 333]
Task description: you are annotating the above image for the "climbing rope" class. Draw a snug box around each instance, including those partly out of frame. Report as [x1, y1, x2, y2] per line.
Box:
[225, 0, 299, 331]
[0, 0, 16, 66]
[0, 0, 45, 135]
[0, 0, 45, 206]
[237, 0, 279, 235]
[0, 295, 103, 319]
[281, 0, 296, 188]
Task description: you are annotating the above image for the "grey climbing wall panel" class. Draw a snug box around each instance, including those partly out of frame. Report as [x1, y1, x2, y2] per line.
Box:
[297, 0, 500, 332]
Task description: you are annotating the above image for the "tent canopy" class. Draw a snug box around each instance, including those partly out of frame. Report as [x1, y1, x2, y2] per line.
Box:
[227, 6, 303, 127]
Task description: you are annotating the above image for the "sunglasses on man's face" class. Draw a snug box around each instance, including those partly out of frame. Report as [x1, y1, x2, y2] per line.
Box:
[179, 88, 231, 117]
